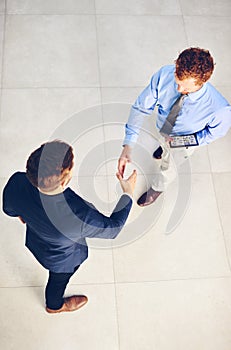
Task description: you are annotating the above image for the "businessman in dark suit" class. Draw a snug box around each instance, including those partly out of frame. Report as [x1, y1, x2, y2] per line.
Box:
[3, 140, 136, 314]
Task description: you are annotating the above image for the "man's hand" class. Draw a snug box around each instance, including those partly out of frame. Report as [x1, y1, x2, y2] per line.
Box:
[18, 216, 25, 224]
[116, 169, 137, 197]
[164, 136, 173, 144]
[118, 145, 132, 178]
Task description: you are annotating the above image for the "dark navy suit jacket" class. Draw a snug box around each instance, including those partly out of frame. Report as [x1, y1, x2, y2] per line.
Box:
[2, 172, 132, 273]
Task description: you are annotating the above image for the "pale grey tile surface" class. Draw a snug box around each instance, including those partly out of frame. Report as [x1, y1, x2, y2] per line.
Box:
[180, 0, 231, 16]
[208, 130, 231, 173]
[96, 0, 182, 15]
[0, 0, 4, 14]
[117, 279, 231, 350]
[0, 88, 102, 177]
[0, 284, 119, 350]
[0, 15, 4, 85]
[184, 16, 231, 86]
[101, 87, 144, 104]
[7, 0, 95, 14]
[3, 15, 99, 87]
[113, 174, 230, 281]
[213, 173, 231, 269]
[97, 15, 187, 86]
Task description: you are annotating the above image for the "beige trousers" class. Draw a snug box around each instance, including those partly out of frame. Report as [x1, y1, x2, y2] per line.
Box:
[151, 140, 195, 192]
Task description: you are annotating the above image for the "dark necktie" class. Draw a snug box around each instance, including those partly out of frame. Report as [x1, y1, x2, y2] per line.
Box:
[160, 94, 185, 136]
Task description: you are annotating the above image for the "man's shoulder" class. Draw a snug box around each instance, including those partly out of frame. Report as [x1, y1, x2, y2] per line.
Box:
[3, 172, 29, 203]
[64, 187, 94, 209]
[6, 171, 27, 186]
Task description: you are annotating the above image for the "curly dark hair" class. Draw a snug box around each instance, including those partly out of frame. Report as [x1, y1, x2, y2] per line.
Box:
[26, 140, 74, 191]
[175, 47, 214, 85]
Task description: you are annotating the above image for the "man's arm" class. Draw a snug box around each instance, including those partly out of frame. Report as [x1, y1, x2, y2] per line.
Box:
[80, 170, 137, 240]
[196, 106, 231, 145]
[118, 72, 159, 176]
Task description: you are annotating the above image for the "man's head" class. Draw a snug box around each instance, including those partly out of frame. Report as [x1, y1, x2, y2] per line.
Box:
[26, 140, 74, 193]
[175, 47, 214, 94]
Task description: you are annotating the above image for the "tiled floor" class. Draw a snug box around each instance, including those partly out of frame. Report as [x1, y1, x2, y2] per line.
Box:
[0, 0, 231, 349]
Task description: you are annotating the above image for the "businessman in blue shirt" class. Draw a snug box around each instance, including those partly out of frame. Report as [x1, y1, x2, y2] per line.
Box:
[3, 140, 137, 313]
[118, 47, 231, 206]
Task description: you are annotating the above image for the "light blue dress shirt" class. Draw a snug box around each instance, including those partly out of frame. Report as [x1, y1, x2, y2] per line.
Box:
[124, 65, 231, 146]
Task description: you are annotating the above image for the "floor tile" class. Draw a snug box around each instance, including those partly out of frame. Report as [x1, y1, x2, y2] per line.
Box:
[0, 89, 102, 177]
[113, 174, 230, 281]
[0, 15, 4, 84]
[0, 0, 4, 14]
[0, 284, 119, 350]
[180, 0, 231, 16]
[96, 0, 181, 15]
[208, 130, 231, 173]
[67, 110, 106, 177]
[97, 15, 187, 86]
[117, 278, 231, 350]
[3, 15, 99, 87]
[7, 0, 95, 14]
[184, 16, 231, 86]
[101, 87, 144, 104]
[213, 172, 231, 269]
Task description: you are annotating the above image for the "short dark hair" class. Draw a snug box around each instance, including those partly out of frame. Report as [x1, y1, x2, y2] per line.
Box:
[175, 47, 214, 85]
[26, 140, 74, 191]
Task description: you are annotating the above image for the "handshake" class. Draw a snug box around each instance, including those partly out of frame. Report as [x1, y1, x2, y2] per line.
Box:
[116, 145, 137, 197]
[116, 170, 137, 197]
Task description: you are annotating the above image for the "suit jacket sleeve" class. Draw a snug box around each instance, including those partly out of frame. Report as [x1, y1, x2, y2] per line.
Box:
[79, 194, 133, 240]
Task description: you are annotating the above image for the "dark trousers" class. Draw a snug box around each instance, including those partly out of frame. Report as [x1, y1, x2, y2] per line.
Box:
[45, 265, 80, 310]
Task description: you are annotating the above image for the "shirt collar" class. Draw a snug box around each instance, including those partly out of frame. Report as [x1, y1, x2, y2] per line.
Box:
[187, 83, 207, 101]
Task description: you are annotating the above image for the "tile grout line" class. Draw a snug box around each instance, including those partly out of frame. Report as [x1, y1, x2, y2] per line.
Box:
[93, 4, 112, 209]
[93, 4, 121, 349]
[2, 274, 231, 289]
[111, 248, 122, 350]
[3, 13, 231, 17]
[0, 85, 145, 89]
[179, 1, 190, 46]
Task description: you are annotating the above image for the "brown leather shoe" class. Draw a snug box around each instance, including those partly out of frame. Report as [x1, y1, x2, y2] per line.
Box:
[46, 295, 88, 314]
[137, 188, 162, 207]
